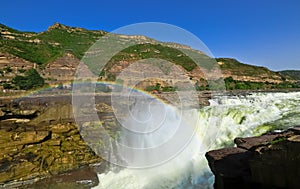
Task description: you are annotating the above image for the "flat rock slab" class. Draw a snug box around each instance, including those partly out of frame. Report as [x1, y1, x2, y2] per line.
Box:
[289, 126, 300, 134]
[234, 131, 294, 150]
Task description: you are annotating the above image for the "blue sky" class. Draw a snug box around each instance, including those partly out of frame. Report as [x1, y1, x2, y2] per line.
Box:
[1, 0, 300, 71]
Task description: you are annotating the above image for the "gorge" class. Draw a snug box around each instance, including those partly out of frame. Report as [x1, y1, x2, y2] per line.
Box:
[1, 91, 300, 188]
[1, 23, 300, 189]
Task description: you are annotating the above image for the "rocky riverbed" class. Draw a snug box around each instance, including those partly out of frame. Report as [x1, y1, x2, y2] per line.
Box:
[0, 95, 120, 188]
[3, 91, 300, 188]
[0, 91, 211, 187]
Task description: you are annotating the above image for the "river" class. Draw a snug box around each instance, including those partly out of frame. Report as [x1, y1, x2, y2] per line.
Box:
[90, 91, 300, 189]
[24, 91, 300, 189]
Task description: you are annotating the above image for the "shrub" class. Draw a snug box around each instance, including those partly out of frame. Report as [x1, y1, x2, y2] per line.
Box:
[4, 66, 12, 73]
[12, 69, 44, 90]
[3, 83, 13, 89]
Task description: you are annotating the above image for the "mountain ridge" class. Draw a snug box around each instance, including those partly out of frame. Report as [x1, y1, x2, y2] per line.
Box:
[0, 23, 298, 91]
[278, 70, 300, 81]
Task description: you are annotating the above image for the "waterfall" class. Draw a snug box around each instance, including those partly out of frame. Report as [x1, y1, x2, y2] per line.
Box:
[93, 92, 300, 189]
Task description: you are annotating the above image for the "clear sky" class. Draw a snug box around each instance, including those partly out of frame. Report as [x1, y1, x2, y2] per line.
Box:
[1, 0, 299, 71]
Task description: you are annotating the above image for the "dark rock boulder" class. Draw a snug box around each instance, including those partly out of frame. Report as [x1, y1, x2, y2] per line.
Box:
[206, 148, 255, 189]
[206, 126, 300, 189]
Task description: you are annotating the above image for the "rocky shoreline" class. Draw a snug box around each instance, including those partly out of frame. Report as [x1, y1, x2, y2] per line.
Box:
[0, 95, 117, 187]
[0, 122, 103, 188]
[206, 126, 300, 189]
[0, 92, 207, 187]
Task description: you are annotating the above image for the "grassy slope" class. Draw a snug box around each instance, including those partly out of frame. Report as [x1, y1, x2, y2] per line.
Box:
[107, 43, 200, 72]
[216, 58, 284, 80]
[278, 70, 300, 80]
[0, 23, 106, 64]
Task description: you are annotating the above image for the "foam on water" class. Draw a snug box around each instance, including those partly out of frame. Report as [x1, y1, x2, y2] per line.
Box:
[93, 92, 300, 189]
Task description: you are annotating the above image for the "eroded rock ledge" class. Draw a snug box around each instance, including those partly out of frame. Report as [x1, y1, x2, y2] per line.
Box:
[0, 96, 119, 188]
[206, 127, 300, 189]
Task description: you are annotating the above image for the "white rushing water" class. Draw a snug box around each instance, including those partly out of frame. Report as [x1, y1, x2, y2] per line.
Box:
[93, 92, 300, 189]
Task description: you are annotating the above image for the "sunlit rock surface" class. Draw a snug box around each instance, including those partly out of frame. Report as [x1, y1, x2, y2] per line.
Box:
[206, 126, 300, 189]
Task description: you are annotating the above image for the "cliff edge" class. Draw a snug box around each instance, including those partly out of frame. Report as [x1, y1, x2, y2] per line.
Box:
[206, 126, 300, 189]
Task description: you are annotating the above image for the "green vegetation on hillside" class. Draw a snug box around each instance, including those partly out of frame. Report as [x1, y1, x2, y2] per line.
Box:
[2, 40, 62, 64]
[194, 76, 300, 91]
[36, 26, 106, 60]
[144, 83, 177, 92]
[12, 69, 45, 90]
[278, 70, 300, 80]
[223, 77, 299, 90]
[194, 77, 297, 91]
[107, 43, 199, 72]
[0, 23, 106, 64]
[216, 58, 283, 79]
[1, 23, 299, 92]
[1, 23, 214, 73]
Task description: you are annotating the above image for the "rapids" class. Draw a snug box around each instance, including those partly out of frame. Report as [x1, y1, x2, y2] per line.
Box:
[93, 92, 300, 189]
